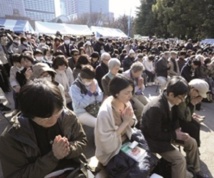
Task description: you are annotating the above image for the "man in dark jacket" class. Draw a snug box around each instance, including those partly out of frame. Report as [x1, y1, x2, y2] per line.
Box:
[57, 35, 75, 58]
[156, 51, 170, 92]
[181, 57, 201, 82]
[93, 38, 105, 55]
[123, 49, 135, 71]
[142, 76, 203, 178]
[95, 52, 110, 90]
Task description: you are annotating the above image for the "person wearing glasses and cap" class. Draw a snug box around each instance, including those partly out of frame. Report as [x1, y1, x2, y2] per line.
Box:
[176, 79, 209, 148]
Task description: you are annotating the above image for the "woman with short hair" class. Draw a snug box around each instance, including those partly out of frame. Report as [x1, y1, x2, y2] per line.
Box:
[95, 75, 155, 178]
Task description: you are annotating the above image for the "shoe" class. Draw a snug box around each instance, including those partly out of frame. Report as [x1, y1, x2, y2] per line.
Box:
[0, 104, 11, 112]
[195, 171, 209, 178]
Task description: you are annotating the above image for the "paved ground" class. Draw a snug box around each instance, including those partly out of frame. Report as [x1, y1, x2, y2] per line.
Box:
[0, 85, 213, 178]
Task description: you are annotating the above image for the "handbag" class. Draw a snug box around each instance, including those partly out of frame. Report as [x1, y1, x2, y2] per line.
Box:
[85, 95, 101, 117]
[106, 128, 159, 178]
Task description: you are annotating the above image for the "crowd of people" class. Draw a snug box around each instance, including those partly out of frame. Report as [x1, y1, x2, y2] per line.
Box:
[0, 30, 213, 178]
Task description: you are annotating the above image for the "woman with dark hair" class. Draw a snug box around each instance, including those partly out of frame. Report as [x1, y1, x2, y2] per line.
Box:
[95, 74, 155, 178]
[73, 54, 90, 79]
[70, 65, 103, 127]
[0, 79, 87, 178]
[52, 55, 74, 109]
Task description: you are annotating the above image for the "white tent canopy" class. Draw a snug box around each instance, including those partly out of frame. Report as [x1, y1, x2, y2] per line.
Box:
[91, 26, 128, 38]
[0, 19, 34, 33]
[35, 21, 92, 36]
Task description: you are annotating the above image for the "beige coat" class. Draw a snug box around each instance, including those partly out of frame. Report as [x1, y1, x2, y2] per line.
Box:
[95, 96, 136, 166]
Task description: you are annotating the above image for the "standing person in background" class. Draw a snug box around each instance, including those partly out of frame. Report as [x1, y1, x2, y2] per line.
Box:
[9, 35, 20, 54]
[53, 37, 61, 52]
[68, 49, 80, 70]
[93, 38, 105, 55]
[95, 52, 111, 90]
[104, 39, 114, 54]
[90, 51, 100, 69]
[168, 51, 180, 78]
[156, 51, 170, 92]
[57, 36, 74, 58]
[123, 49, 135, 71]
[177, 50, 187, 71]
[18, 37, 32, 53]
[143, 55, 155, 86]
[84, 41, 94, 56]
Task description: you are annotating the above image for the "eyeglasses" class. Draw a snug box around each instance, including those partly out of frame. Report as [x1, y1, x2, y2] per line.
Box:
[177, 95, 187, 102]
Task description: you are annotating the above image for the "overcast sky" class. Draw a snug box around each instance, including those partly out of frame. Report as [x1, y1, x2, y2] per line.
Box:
[109, 0, 141, 17]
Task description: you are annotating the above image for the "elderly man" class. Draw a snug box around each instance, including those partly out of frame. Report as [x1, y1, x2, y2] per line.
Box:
[95, 52, 111, 90]
[177, 79, 209, 148]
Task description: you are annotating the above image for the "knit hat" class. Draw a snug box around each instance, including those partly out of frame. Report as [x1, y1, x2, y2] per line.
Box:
[189, 79, 209, 98]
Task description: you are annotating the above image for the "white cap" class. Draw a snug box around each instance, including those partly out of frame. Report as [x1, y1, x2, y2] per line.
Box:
[85, 41, 91, 46]
[129, 49, 135, 54]
[189, 79, 209, 98]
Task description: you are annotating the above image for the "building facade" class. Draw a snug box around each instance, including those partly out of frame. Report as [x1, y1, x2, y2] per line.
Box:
[90, 0, 109, 14]
[0, 0, 26, 18]
[23, 0, 56, 21]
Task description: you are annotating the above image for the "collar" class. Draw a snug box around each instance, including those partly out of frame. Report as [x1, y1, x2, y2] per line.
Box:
[167, 100, 174, 111]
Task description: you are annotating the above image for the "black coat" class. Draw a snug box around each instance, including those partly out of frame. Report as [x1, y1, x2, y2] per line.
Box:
[95, 62, 108, 91]
[155, 57, 168, 78]
[141, 94, 179, 153]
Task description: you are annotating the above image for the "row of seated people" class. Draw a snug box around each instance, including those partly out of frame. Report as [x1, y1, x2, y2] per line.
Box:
[0, 60, 209, 177]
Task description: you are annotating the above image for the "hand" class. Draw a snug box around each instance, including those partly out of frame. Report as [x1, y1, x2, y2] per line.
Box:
[89, 80, 97, 93]
[175, 128, 190, 141]
[13, 85, 21, 93]
[52, 135, 70, 160]
[138, 78, 144, 88]
[190, 97, 202, 105]
[121, 105, 134, 123]
[24, 67, 33, 80]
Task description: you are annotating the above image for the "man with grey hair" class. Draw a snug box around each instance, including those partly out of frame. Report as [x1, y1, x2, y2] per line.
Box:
[102, 58, 121, 97]
[123, 61, 148, 124]
[95, 52, 111, 90]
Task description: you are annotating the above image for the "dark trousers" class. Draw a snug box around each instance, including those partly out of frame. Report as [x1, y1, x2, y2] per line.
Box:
[180, 119, 200, 147]
[145, 70, 155, 83]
